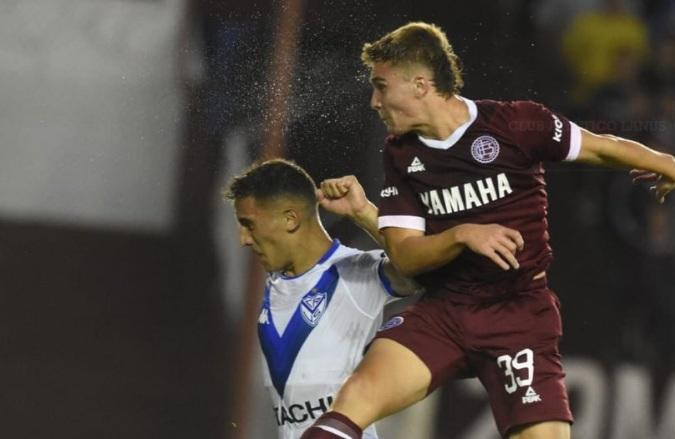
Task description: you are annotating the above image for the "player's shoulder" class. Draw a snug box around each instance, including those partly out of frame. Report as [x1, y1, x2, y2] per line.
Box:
[329, 245, 384, 275]
[475, 98, 545, 115]
[330, 245, 383, 265]
[474, 99, 550, 132]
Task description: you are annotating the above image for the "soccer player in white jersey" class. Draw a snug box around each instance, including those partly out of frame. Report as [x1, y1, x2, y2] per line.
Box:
[225, 159, 420, 439]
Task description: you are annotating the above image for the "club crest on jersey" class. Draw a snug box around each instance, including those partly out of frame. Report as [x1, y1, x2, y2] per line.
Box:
[471, 136, 500, 163]
[379, 316, 404, 331]
[300, 289, 328, 327]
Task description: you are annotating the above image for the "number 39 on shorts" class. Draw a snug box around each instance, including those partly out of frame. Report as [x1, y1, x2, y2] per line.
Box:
[496, 348, 534, 394]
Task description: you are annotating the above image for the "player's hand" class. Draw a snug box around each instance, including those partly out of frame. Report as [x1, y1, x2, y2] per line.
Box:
[630, 169, 675, 204]
[316, 175, 371, 218]
[455, 224, 524, 270]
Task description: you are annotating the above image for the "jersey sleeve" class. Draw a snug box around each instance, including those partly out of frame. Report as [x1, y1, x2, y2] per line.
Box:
[507, 100, 582, 162]
[337, 250, 399, 318]
[378, 144, 426, 231]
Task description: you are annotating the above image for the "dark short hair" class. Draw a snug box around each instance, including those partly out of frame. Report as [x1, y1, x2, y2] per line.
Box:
[224, 158, 317, 208]
[361, 22, 464, 97]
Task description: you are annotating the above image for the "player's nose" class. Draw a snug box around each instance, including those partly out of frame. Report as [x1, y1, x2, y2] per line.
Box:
[239, 227, 253, 247]
[370, 91, 381, 110]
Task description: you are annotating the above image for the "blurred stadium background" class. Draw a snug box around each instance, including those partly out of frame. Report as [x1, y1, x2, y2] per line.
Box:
[1, 0, 673, 438]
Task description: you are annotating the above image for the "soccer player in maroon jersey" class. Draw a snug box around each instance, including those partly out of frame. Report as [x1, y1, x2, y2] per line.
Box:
[301, 22, 675, 439]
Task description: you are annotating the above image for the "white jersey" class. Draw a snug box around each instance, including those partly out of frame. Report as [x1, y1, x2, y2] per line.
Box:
[258, 239, 399, 439]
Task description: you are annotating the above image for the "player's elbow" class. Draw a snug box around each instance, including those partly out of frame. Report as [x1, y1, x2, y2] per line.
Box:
[381, 261, 421, 296]
[383, 231, 427, 277]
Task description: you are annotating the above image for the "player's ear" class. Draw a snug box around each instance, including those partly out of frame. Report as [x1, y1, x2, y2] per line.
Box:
[413, 75, 430, 98]
[283, 208, 301, 233]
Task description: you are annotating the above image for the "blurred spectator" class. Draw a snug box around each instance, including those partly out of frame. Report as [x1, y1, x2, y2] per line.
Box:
[553, 0, 674, 376]
[644, 0, 675, 38]
[642, 33, 675, 105]
[654, 34, 675, 88]
[534, 0, 601, 36]
[586, 48, 650, 139]
[562, 0, 649, 103]
[651, 88, 675, 151]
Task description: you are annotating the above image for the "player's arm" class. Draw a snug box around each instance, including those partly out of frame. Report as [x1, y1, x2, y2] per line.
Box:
[318, 176, 524, 277]
[317, 175, 421, 296]
[316, 175, 386, 248]
[576, 128, 675, 203]
[380, 223, 523, 277]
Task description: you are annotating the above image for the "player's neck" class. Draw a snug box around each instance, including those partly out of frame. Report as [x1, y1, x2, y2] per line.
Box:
[415, 95, 469, 140]
[283, 227, 333, 277]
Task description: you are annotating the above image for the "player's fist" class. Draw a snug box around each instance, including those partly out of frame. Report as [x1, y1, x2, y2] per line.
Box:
[630, 169, 674, 204]
[316, 175, 370, 218]
[455, 223, 524, 271]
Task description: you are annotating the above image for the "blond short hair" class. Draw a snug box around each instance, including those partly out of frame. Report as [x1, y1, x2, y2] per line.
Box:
[361, 22, 464, 97]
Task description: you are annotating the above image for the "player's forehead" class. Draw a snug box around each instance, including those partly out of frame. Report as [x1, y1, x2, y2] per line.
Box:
[369, 61, 419, 84]
[369, 62, 395, 82]
[234, 196, 289, 219]
[234, 196, 264, 219]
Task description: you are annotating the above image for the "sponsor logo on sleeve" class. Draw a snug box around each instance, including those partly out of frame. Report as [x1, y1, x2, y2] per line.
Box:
[552, 114, 563, 142]
[380, 186, 399, 198]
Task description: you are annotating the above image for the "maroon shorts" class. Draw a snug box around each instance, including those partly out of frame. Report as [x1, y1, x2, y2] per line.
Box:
[374, 286, 573, 436]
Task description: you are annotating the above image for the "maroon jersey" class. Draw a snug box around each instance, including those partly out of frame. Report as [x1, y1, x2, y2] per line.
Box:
[377, 98, 582, 303]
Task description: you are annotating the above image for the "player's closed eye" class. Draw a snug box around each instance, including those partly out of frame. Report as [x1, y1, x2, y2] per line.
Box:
[239, 220, 254, 231]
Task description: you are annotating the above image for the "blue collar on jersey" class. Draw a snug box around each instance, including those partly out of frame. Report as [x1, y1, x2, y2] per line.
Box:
[258, 264, 340, 398]
[279, 239, 341, 280]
